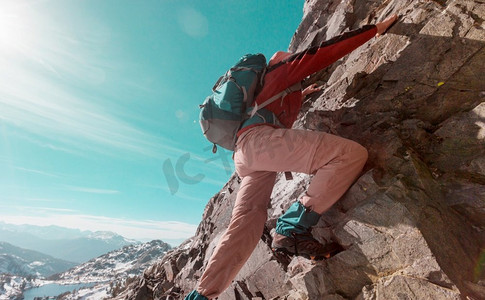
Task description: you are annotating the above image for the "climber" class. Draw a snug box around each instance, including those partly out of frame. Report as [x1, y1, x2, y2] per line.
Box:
[185, 14, 399, 300]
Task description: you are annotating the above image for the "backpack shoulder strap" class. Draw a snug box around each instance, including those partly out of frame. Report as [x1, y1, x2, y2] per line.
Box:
[249, 82, 302, 118]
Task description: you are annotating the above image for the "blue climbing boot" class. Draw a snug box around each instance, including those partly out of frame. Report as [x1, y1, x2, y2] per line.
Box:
[185, 290, 208, 300]
[272, 201, 342, 259]
[275, 201, 321, 237]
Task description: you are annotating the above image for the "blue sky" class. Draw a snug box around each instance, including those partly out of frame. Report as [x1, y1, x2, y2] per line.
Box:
[0, 0, 304, 245]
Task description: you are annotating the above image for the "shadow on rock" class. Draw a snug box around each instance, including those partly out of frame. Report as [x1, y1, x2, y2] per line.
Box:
[302, 14, 485, 300]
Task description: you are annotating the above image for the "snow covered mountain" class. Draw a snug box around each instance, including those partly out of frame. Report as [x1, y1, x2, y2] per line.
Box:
[0, 242, 76, 278]
[0, 274, 38, 300]
[0, 222, 136, 263]
[55, 240, 171, 283]
[35, 240, 172, 299]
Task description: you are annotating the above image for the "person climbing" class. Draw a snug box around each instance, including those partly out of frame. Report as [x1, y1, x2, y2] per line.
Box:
[186, 14, 399, 300]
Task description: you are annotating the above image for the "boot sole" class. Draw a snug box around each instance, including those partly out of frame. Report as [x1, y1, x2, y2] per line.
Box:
[272, 242, 344, 261]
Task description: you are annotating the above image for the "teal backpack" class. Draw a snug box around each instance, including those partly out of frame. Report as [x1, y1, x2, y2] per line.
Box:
[199, 53, 267, 152]
[199, 53, 301, 152]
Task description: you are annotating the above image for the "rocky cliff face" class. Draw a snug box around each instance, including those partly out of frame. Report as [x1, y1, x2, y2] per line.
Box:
[118, 0, 485, 299]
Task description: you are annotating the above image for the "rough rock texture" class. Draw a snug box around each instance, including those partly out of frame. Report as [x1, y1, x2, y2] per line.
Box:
[118, 0, 485, 299]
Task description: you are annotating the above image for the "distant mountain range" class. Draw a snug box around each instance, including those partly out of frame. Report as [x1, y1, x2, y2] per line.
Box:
[47, 240, 170, 299]
[55, 240, 171, 282]
[0, 222, 136, 263]
[0, 241, 76, 278]
[0, 239, 171, 299]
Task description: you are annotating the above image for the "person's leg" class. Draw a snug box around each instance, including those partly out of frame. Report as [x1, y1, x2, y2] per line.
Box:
[236, 126, 367, 184]
[299, 133, 368, 213]
[235, 126, 367, 256]
[272, 132, 367, 256]
[195, 171, 277, 299]
[273, 130, 367, 256]
[188, 125, 367, 298]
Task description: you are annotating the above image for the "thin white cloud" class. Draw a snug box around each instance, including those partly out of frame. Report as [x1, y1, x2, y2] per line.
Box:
[0, 205, 77, 213]
[64, 185, 120, 195]
[24, 197, 67, 203]
[0, 2, 186, 160]
[6, 132, 89, 158]
[0, 213, 198, 244]
[1, 195, 60, 203]
[32, 207, 77, 213]
[0, 74, 167, 158]
[144, 183, 209, 202]
[13, 166, 59, 177]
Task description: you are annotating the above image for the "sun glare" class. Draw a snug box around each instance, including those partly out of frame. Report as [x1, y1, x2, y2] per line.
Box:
[0, 2, 35, 54]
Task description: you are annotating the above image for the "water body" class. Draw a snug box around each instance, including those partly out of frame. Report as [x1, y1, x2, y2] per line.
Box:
[23, 282, 97, 300]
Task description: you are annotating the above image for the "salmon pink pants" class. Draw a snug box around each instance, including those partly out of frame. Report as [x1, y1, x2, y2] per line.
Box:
[197, 125, 368, 298]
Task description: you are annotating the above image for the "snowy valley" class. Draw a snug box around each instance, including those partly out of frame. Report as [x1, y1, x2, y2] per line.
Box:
[0, 232, 171, 300]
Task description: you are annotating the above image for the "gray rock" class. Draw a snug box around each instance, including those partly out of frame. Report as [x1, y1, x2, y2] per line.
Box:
[116, 0, 485, 299]
[361, 275, 461, 300]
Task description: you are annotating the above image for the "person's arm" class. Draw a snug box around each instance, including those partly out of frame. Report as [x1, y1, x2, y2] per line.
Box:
[376, 15, 398, 36]
[270, 15, 398, 87]
[302, 83, 322, 98]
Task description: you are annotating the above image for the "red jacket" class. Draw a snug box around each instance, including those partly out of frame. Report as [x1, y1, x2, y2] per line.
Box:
[238, 25, 377, 136]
